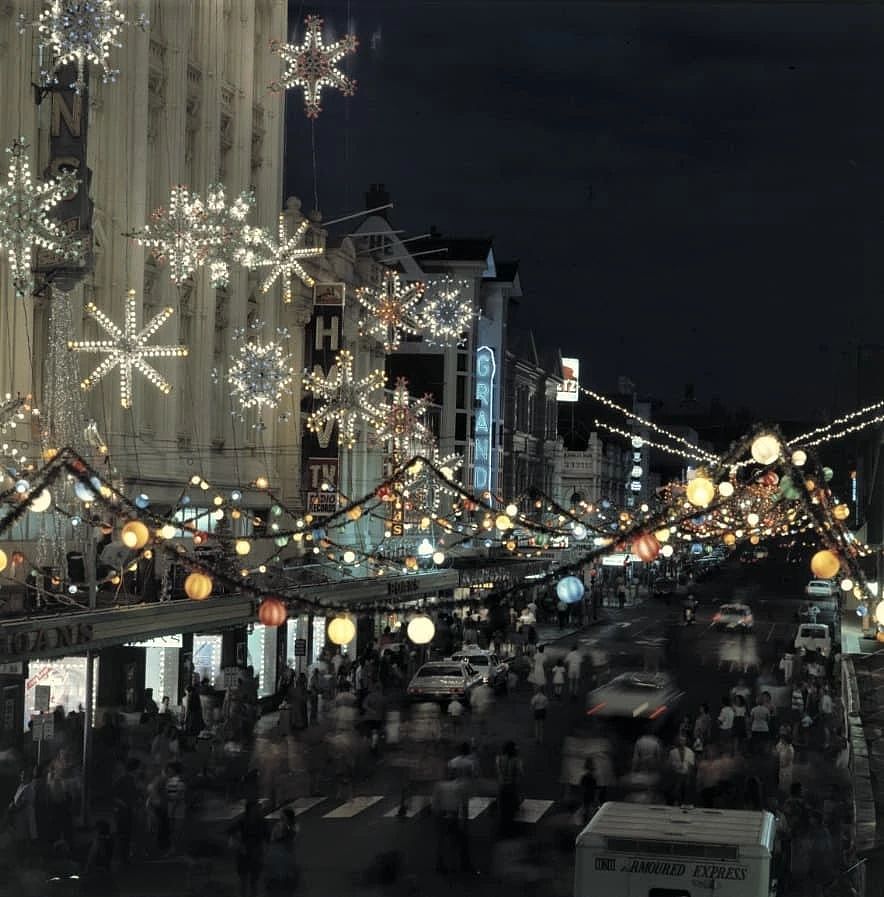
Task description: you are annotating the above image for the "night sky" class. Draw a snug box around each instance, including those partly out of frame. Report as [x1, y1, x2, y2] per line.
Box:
[285, 1, 884, 420]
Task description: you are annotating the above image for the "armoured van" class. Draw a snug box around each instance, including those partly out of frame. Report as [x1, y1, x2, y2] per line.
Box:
[575, 803, 776, 897]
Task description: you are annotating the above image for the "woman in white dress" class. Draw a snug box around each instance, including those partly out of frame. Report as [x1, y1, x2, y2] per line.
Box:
[531, 645, 548, 688]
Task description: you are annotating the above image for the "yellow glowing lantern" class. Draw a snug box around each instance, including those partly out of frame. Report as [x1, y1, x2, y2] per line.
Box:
[718, 481, 734, 498]
[723, 532, 737, 547]
[810, 549, 840, 580]
[346, 506, 363, 521]
[876, 603, 884, 626]
[255, 475, 269, 490]
[121, 519, 150, 550]
[0, 549, 6, 572]
[328, 615, 356, 645]
[791, 450, 807, 467]
[750, 535, 760, 545]
[833, 504, 850, 521]
[495, 514, 513, 531]
[751, 434, 781, 466]
[184, 571, 213, 601]
[159, 523, 177, 540]
[686, 477, 715, 508]
[655, 527, 670, 543]
[235, 539, 251, 556]
[407, 615, 435, 645]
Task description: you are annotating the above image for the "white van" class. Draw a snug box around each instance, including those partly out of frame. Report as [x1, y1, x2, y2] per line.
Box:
[575, 803, 776, 897]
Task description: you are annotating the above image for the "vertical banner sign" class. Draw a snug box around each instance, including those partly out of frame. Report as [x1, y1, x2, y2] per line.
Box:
[556, 357, 580, 402]
[303, 284, 345, 516]
[473, 346, 495, 493]
[35, 64, 93, 289]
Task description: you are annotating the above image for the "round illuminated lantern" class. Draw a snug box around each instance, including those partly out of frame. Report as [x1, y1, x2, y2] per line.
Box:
[407, 614, 436, 645]
[718, 481, 734, 498]
[184, 571, 213, 601]
[121, 519, 150, 550]
[495, 514, 513, 531]
[0, 549, 6, 573]
[834, 504, 850, 521]
[810, 549, 840, 580]
[750, 434, 781, 466]
[28, 489, 52, 513]
[655, 528, 670, 543]
[633, 532, 660, 562]
[791, 450, 807, 467]
[876, 602, 884, 626]
[723, 532, 737, 547]
[661, 544, 674, 558]
[556, 576, 585, 605]
[235, 539, 251, 556]
[328, 615, 356, 645]
[258, 597, 287, 628]
[686, 476, 715, 508]
[346, 506, 363, 521]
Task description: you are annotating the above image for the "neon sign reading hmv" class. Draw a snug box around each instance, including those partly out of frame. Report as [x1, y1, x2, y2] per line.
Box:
[473, 346, 495, 492]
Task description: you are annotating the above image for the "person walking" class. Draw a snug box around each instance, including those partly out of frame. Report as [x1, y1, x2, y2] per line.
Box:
[448, 742, 480, 781]
[774, 728, 796, 796]
[232, 798, 266, 897]
[564, 643, 583, 698]
[551, 660, 566, 699]
[164, 762, 187, 849]
[431, 770, 472, 875]
[495, 742, 524, 837]
[693, 704, 712, 755]
[112, 758, 140, 864]
[717, 696, 735, 755]
[668, 734, 695, 805]
[530, 687, 549, 744]
[732, 694, 748, 754]
[265, 807, 298, 894]
[530, 644, 547, 689]
[749, 695, 772, 755]
[779, 652, 795, 685]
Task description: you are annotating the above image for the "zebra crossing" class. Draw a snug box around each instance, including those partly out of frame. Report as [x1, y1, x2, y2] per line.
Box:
[256, 793, 556, 825]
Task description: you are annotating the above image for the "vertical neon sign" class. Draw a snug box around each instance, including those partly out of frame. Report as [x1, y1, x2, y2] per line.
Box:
[474, 346, 495, 492]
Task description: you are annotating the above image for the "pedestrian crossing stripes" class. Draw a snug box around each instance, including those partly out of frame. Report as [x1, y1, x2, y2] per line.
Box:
[197, 797, 270, 823]
[384, 795, 431, 818]
[515, 799, 554, 824]
[323, 795, 384, 818]
[467, 797, 494, 820]
[266, 796, 326, 820]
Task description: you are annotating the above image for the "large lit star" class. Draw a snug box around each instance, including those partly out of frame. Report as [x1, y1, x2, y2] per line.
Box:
[417, 276, 473, 347]
[357, 270, 425, 352]
[400, 443, 463, 516]
[303, 349, 386, 449]
[375, 377, 434, 461]
[269, 15, 357, 119]
[68, 289, 188, 408]
[0, 138, 80, 296]
[243, 215, 323, 302]
[225, 322, 295, 424]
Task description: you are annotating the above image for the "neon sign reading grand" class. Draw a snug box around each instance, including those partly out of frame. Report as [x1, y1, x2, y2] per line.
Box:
[473, 345, 495, 491]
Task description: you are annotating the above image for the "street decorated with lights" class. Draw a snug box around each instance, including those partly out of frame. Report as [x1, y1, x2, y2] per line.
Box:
[357, 270, 426, 352]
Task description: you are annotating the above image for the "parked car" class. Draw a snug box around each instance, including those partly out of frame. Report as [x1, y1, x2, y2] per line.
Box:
[806, 579, 837, 598]
[713, 602, 754, 632]
[406, 660, 481, 703]
[585, 671, 684, 722]
[794, 623, 833, 657]
[450, 647, 509, 692]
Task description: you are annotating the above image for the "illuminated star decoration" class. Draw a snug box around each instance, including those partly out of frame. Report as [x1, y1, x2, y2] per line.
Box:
[242, 215, 323, 303]
[24, 0, 147, 94]
[130, 184, 255, 288]
[375, 377, 434, 462]
[269, 15, 358, 119]
[416, 276, 473, 347]
[67, 289, 189, 409]
[0, 138, 80, 296]
[302, 349, 386, 449]
[357, 270, 426, 352]
[225, 321, 295, 426]
[400, 443, 463, 516]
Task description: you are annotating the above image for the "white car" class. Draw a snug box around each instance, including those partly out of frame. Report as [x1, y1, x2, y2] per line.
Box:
[713, 603, 754, 632]
[794, 623, 832, 657]
[586, 671, 684, 721]
[450, 647, 509, 692]
[806, 579, 837, 598]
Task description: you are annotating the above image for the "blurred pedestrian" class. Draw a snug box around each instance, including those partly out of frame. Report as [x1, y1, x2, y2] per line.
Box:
[495, 742, 523, 837]
[530, 645, 547, 688]
[749, 695, 772, 754]
[732, 694, 748, 754]
[111, 758, 140, 864]
[717, 696, 734, 755]
[779, 652, 795, 685]
[774, 729, 795, 796]
[693, 704, 712, 755]
[447, 697, 464, 735]
[231, 799, 266, 897]
[448, 742, 480, 781]
[579, 757, 597, 825]
[668, 734, 695, 805]
[564, 643, 583, 698]
[633, 733, 663, 773]
[551, 660, 566, 699]
[83, 819, 116, 896]
[164, 762, 187, 848]
[819, 685, 834, 748]
[265, 807, 298, 895]
[530, 687, 549, 744]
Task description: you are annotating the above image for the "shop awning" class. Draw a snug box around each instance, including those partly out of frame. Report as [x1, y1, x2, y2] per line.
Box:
[297, 569, 459, 608]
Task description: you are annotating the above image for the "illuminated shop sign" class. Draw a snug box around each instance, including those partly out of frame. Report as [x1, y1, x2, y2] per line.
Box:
[473, 345, 495, 492]
[556, 357, 579, 402]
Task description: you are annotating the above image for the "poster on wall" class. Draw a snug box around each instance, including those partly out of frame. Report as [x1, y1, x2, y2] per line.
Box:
[303, 284, 345, 516]
[556, 357, 580, 402]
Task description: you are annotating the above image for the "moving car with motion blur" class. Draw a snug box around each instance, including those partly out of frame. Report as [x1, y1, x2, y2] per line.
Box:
[794, 623, 833, 657]
[586, 671, 684, 723]
[806, 579, 838, 598]
[713, 602, 754, 632]
[406, 660, 482, 703]
[450, 646, 509, 693]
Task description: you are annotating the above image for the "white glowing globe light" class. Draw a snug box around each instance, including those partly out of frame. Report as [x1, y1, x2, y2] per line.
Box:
[28, 489, 52, 513]
[572, 523, 588, 541]
[235, 539, 251, 556]
[328, 616, 356, 645]
[747, 512, 760, 527]
[661, 544, 674, 558]
[159, 524, 177, 540]
[505, 503, 518, 518]
[495, 514, 513, 531]
[407, 615, 435, 645]
[841, 578, 854, 592]
[432, 550, 445, 564]
[342, 550, 357, 564]
[791, 450, 807, 467]
[417, 539, 434, 558]
[718, 481, 734, 498]
[750, 434, 781, 466]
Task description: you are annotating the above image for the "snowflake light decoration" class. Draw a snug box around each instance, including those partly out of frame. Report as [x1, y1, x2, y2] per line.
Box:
[242, 215, 323, 302]
[302, 349, 386, 449]
[68, 289, 188, 408]
[269, 15, 358, 118]
[130, 184, 255, 288]
[23, 0, 147, 94]
[225, 321, 295, 424]
[375, 377, 434, 462]
[357, 270, 426, 352]
[417, 276, 473, 347]
[0, 139, 80, 296]
[400, 443, 463, 516]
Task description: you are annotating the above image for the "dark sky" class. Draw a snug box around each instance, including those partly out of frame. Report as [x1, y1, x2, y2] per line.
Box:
[285, 1, 884, 420]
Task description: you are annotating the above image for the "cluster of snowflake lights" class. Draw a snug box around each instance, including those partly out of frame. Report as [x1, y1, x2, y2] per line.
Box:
[226, 322, 295, 424]
[23, 0, 146, 94]
[243, 215, 323, 302]
[269, 15, 358, 119]
[375, 377, 434, 461]
[131, 184, 255, 288]
[302, 349, 386, 449]
[67, 289, 188, 409]
[0, 138, 80, 296]
[357, 270, 426, 352]
[400, 444, 463, 515]
[417, 276, 473, 347]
